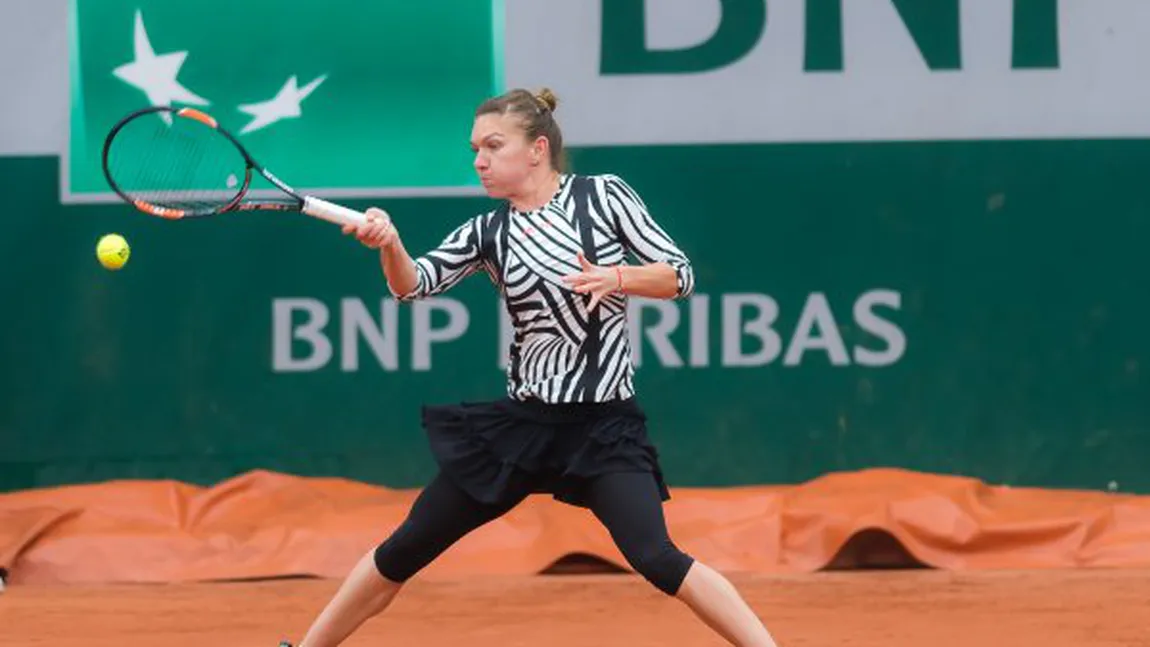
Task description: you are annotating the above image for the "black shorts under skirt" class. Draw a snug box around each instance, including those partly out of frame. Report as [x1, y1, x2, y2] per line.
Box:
[420, 396, 671, 509]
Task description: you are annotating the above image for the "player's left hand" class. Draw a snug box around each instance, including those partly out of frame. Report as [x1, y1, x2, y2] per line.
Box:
[562, 252, 622, 311]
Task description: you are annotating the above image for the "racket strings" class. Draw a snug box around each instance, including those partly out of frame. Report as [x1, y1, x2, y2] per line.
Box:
[105, 113, 248, 214]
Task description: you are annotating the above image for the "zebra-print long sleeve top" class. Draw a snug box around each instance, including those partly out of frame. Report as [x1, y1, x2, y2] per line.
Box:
[393, 173, 695, 403]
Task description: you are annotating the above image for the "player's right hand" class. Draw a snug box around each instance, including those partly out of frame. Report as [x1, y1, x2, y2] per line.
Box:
[344, 207, 398, 250]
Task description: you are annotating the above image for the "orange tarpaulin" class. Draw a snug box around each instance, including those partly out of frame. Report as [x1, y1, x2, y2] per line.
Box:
[2, 468, 1149, 585]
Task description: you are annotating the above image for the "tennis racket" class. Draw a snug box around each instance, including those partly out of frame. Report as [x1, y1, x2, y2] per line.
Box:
[101, 105, 367, 226]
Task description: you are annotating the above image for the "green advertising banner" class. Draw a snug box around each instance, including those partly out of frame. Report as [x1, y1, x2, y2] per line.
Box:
[4, 137, 1149, 494]
[66, 0, 503, 200]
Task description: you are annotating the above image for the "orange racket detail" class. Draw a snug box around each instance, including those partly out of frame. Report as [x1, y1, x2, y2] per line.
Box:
[176, 108, 218, 129]
[132, 200, 186, 220]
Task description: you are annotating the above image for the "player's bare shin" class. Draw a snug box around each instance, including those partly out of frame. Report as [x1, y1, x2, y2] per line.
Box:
[296, 549, 403, 647]
[676, 562, 779, 647]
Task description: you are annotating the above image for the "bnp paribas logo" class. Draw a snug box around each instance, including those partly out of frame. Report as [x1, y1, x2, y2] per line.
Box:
[113, 9, 325, 134]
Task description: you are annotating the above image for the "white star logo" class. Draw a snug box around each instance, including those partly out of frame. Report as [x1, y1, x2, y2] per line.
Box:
[112, 10, 210, 123]
[237, 75, 327, 135]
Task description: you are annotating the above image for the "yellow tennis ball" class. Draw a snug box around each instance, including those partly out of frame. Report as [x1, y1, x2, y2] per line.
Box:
[96, 233, 130, 271]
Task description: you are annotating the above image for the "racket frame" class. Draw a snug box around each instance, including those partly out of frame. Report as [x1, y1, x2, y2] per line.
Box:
[102, 106, 366, 226]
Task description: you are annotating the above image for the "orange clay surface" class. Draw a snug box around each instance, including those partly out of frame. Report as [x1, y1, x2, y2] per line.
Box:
[1, 568, 1148, 647]
[5, 468, 1150, 646]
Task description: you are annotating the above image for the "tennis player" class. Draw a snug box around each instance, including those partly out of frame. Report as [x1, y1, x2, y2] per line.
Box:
[282, 88, 780, 647]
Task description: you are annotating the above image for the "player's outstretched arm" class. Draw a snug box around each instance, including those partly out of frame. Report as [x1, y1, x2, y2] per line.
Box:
[344, 209, 486, 302]
[341, 207, 419, 297]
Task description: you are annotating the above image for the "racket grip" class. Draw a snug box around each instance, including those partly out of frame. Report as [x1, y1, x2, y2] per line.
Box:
[302, 196, 367, 226]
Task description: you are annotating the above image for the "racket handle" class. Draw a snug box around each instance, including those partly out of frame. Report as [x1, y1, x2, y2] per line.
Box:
[302, 196, 367, 226]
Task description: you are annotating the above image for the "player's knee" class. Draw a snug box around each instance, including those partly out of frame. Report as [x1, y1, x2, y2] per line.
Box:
[372, 522, 428, 583]
[625, 540, 695, 596]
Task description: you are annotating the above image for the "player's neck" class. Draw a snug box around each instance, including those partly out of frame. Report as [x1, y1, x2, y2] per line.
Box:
[509, 169, 561, 212]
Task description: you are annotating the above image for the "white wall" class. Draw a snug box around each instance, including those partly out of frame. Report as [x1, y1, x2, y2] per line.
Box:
[0, 0, 67, 156]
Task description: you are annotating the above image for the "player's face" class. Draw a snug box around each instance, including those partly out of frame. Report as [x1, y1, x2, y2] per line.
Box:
[470, 112, 543, 198]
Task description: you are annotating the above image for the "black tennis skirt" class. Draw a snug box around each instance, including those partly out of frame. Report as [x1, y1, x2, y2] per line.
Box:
[420, 396, 670, 509]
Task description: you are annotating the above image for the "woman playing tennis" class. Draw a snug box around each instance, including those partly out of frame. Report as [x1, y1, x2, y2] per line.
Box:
[283, 88, 781, 647]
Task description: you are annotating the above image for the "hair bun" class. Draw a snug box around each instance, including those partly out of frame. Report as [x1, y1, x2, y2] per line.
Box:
[535, 88, 559, 112]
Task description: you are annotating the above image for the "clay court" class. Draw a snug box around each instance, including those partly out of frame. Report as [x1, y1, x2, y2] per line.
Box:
[3, 469, 1149, 646]
[3, 568, 1148, 646]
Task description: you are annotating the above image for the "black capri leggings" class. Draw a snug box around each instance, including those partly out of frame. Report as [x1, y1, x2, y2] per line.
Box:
[373, 471, 695, 596]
